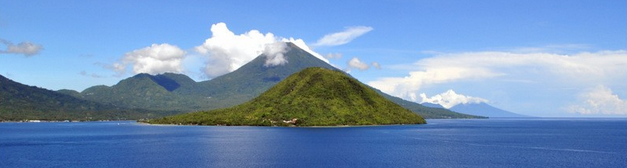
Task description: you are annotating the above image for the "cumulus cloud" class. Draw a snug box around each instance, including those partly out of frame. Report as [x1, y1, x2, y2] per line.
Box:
[0, 39, 44, 56]
[567, 85, 627, 115]
[195, 23, 278, 77]
[372, 62, 381, 70]
[347, 57, 370, 71]
[114, 43, 186, 75]
[368, 50, 627, 102]
[195, 23, 329, 78]
[419, 90, 489, 109]
[313, 26, 373, 47]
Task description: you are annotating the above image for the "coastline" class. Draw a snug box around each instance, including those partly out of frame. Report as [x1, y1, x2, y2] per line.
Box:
[0, 119, 135, 123]
[136, 120, 426, 128]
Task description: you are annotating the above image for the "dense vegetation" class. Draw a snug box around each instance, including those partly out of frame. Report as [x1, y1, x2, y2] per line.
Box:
[76, 73, 212, 112]
[0, 75, 166, 121]
[147, 68, 426, 126]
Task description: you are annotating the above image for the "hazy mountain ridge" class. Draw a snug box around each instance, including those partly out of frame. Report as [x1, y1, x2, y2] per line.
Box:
[147, 67, 427, 126]
[450, 103, 529, 118]
[420, 101, 528, 118]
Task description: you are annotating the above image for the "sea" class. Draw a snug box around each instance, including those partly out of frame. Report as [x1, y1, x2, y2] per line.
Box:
[1, 118, 626, 168]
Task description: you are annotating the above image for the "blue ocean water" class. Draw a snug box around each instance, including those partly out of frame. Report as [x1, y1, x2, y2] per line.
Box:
[1, 119, 626, 168]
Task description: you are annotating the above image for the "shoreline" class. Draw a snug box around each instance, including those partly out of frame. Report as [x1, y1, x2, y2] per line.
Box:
[0, 119, 135, 123]
[136, 120, 426, 128]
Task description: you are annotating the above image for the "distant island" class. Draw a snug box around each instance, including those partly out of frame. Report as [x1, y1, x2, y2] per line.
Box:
[145, 67, 427, 126]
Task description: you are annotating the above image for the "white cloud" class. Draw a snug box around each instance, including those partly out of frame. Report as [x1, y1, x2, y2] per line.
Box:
[313, 26, 373, 47]
[114, 43, 186, 75]
[372, 62, 381, 70]
[347, 57, 370, 71]
[511, 44, 591, 54]
[195, 23, 279, 77]
[0, 39, 44, 57]
[368, 67, 501, 100]
[419, 90, 489, 109]
[567, 85, 627, 115]
[325, 53, 342, 59]
[282, 38, 330, 64]
[415, 51, 627, 80]
[368, 50, 627, 102]
[263, 42, 289, 67]
[195, 23, 329, 78]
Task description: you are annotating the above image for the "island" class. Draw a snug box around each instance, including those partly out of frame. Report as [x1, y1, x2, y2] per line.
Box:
[145, 67, 426, 126]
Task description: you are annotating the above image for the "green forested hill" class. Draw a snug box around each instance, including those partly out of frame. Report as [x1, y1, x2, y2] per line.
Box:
[77, 73, 210, 112]
[147, 67, 426, 126]
[0, 75, 161, 120]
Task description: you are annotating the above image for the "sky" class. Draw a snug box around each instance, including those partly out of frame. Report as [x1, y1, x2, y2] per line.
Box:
[1, 0, 626, 117]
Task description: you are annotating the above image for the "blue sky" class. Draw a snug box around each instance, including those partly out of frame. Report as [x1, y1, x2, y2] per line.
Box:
[1, 0, 626, 117]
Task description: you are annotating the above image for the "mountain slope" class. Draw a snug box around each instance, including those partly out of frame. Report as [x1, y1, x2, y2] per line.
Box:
[72, 42, 482, 119]
[147, 67, 426, 126]
[450, 103, 529, 118]
[192, 42, 339, 99]
[0, 75, 157, 120]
